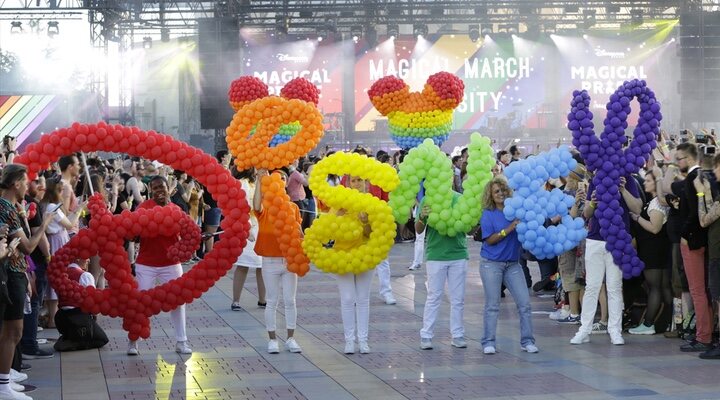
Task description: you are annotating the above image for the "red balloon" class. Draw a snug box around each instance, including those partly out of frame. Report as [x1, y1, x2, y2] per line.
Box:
[16, 123, 250, 340]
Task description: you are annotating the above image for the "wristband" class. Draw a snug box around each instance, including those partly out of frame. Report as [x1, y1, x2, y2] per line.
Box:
[698, 192, 705, 197]
[500, 229, 507, 238]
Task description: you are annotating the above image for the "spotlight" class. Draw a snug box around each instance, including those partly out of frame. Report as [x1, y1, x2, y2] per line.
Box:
[365, 25, 377, 47]
[161, 27, 170, 42]
[276, 15, 289, 35]
[47, 21, 59, 37]
[143, 36, 152, 49]
[317, 36, 323, 42]
[10, 21, 22, 34]
[468, 24, 480, 42]
[351, 25, 362, 42]
[413, 23, 428, 38]
[630, 9, 644, 26]
[582, 10, 596, 29]
[387, 24, 399, 39]
[481, 27, 493, 37]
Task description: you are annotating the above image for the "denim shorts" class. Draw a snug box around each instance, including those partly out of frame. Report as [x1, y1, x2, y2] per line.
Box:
[2, 271, 28, 321]
[204, 207, 222, 226]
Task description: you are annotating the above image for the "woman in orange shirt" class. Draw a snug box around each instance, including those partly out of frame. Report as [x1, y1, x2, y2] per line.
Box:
[254, 169, 303, 355]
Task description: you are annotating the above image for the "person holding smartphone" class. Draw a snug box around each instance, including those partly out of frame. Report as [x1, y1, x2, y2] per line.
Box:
[0, 164, 56, 400]
[39, 177, 87, 330]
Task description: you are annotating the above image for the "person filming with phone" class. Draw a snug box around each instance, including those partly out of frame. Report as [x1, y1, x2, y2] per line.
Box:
[0, 164, 57, 400]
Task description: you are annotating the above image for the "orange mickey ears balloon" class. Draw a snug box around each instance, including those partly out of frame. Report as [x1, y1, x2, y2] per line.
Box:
[226, 77, 324, 171]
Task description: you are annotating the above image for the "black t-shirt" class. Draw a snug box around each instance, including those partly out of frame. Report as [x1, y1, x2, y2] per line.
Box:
[202, 186, 217, 209]
[171, 184, 189, 213]
[25, 196, 46, 268]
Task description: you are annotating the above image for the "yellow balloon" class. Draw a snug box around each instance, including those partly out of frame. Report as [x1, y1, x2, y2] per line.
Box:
[303, 152, 400, 274]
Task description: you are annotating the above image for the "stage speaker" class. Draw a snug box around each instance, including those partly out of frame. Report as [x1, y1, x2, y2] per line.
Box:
[198, 18, 240, 130]
[679, 11, 720, 124]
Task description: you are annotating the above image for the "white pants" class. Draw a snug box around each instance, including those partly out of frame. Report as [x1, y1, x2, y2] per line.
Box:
[135, 264, 187, 342]
[261, 257, 298, 332]
[578, 239, 624, 337]
[376, 258, 393, 297]
[336, 270, 374, 342]
[420, 259, 467, 339]
[412, 229, 426, 266]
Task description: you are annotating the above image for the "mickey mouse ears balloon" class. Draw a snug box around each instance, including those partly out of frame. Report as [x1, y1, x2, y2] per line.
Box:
[368, 72, 464, 149]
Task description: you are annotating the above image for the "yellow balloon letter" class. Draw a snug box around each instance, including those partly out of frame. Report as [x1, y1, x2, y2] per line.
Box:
[303, 152, 399, 274]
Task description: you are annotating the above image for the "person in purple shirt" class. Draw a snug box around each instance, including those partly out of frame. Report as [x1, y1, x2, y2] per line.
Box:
[571, 174, 641, 346]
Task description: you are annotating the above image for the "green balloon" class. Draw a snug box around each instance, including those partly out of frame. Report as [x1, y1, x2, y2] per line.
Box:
[388, 132, 495, 236]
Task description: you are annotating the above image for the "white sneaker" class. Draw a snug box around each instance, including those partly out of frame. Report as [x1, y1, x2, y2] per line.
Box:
[549, 307, 570, 321]
[420, 338, 433, 350]
[0, 387, 33, 399]
[285, 337, 302, 353]
[483, 346, 496, 354]
[9, 383, 24, 392]
[451, 337, 468, 348]
[358, 341, 370, 354]
[344, 341, 355, 354]
[175, 341, 192, 354]
[610, 334, 625, 345]
[570, 332, 590, 345]
[127, 341, 139, 356]
[36, 327, 43, 332]
[408, 264, 421, 271]
[383, 294, 397, 305]
[267, 339, 280, 354]
[522, 344, 539, 353]
[10, 370, 27, 383]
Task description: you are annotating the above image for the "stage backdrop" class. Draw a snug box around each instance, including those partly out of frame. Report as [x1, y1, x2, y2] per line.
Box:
[353, 24, 678, 135]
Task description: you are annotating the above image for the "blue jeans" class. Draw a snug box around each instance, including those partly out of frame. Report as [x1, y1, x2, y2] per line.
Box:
[21, 260, 47, 353]
[479, 259, 535, 348]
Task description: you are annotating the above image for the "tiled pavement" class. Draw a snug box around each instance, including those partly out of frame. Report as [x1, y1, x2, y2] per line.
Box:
[26, 242, 720, 400]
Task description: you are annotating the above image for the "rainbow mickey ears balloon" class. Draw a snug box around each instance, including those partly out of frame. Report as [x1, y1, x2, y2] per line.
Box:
[227, 76, 319, 147]
[368, 72, 464, 149]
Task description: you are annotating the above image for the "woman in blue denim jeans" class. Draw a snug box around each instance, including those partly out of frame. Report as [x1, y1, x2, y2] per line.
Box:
[479, 177, 538, 354]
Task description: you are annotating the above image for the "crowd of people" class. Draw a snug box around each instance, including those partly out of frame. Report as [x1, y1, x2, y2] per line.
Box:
[0, 129, 719, 400]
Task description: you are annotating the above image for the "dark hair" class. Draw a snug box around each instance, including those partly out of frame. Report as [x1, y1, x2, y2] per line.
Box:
[376, 150, 388, 159]
[377, 153, 390, 163]
[461, 147, 468, 156]
[216, 150, 228, 163]
[58, 154, 78, 172]
[0, 164, 27, 190]
[452, 155, 461, 164]
[234, 167, 255, 182]
[510, 145, 520, 155]
[148, 175, 168, 188]
[497, 150, 509, 161]
[352, 146, 368, 156]
[676, 143, 698, 160]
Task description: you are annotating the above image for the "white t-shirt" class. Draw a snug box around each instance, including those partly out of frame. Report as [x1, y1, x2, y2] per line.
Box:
[60, 264, 96, 310]
[45, 203, 67, 235]
[647, 197, 669, 225]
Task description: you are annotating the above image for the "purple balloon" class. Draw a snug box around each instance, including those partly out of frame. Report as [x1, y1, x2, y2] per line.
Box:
[567, 80, 661, 278]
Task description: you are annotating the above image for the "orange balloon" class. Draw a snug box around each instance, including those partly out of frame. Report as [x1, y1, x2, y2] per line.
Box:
[260, 173, 309, 276]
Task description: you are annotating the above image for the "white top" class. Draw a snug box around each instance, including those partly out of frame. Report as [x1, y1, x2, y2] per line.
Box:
[60, 264, 95, 310]
[235, 179, 261, 268]
[648, 197, 669, 225]
[44, 203, 67, 235]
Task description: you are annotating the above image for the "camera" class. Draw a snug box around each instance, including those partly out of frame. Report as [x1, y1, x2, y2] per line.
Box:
[696, 133, 708, 144]
[704, 145, 716, 156]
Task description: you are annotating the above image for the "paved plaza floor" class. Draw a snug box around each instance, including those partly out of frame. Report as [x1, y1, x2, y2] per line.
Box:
[26, 242, 720, 400]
